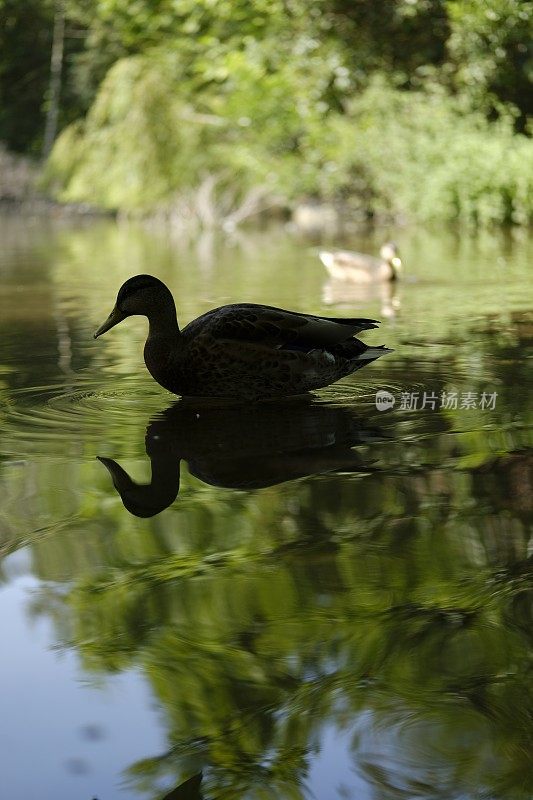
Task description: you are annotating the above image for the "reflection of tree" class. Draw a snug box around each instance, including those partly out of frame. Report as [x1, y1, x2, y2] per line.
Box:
[49, 423, 533, 797]
[1, 308, 532, 798]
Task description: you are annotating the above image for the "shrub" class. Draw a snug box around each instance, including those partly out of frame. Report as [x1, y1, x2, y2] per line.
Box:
[44, 61, 533, 226]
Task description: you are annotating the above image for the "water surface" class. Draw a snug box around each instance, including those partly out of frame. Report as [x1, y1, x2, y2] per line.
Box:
[0, 214, 532, 799]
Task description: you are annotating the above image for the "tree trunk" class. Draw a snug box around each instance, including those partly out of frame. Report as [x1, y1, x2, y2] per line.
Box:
[42, 2, 65, 158]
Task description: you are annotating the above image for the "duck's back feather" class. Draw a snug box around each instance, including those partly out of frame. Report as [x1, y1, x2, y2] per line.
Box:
[320, 250, 381, 271]
[319, 250, 392, 283]
[182, 303, 379, 352]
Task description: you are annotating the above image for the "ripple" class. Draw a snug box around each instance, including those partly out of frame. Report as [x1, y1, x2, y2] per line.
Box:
[1, 374, 430, 457]
[0, 358, 505, 460]
[318, 377, 426, 406]
[1, 374, 169, 455]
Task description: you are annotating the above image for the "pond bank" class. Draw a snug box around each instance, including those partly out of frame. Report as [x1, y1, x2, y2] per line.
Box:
[0, 146, 114, 219]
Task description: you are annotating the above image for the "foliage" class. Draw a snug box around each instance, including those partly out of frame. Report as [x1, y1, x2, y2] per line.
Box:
[325, 0, 452, 81]
[0, 0, 54, 154]
[446, 0, 533, 130]
[44, 66, 533, 226]
[0, 0, 92, 154]
[1, 0, 532, 223]
[46, 55, 215, 208]
[320, 80, 533, 226]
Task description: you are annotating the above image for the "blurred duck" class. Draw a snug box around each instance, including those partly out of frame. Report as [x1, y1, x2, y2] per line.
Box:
[319, 242, 402, 284]
[94, 275, 391, 401]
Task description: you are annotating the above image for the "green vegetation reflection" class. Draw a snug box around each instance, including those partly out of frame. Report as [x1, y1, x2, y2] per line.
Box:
[0, 219, 532, 799]
[6, 328, 529, 799]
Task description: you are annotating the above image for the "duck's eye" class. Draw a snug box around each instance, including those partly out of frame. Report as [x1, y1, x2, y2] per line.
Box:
[118, 281, 153, 307]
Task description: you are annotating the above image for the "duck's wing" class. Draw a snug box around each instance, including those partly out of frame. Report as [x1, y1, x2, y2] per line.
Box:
[183, 303, 379, 350]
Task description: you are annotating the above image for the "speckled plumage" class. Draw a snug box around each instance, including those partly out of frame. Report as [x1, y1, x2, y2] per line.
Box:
[94, 275, 392, 400]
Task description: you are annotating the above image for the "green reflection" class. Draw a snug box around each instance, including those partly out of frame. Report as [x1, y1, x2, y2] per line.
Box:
[0, 217, 532, 799]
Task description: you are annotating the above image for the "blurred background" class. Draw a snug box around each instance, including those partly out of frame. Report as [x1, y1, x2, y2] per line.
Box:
[1, 0, 532, 228]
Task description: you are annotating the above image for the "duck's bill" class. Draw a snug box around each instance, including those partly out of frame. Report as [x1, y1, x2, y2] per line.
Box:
[391, 257, 402, 270]
[94, 307, 126, 338]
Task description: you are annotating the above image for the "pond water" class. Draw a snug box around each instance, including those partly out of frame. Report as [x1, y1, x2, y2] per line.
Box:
[0, 213, 532, 800]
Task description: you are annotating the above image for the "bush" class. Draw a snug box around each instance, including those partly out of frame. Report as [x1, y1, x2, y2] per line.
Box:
[44, 55, 222, 210]
[320, 80, 533, 226]
[44, 59, 533, 227]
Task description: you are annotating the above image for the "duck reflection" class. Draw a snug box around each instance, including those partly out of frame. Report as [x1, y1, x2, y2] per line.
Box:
[98, 400, 380, 517]
[322, 279, 401, 320]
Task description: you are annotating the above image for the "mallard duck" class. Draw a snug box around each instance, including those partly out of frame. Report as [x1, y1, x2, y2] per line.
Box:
[319, 242, 402, 283]
[94, 275, 391, 400]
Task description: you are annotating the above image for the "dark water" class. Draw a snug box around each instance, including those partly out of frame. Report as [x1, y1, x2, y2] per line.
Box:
[0, 214, 532, 800]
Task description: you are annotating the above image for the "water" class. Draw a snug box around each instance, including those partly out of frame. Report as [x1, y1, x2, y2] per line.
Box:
[0, 213, 532, 800]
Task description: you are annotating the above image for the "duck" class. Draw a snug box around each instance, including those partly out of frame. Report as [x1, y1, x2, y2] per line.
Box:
[319, 242, 402, 284]
[94, 275, 391, 401]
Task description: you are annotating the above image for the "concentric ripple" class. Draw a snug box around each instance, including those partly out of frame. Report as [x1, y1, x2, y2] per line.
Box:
[0, 357, 487, 462]
[1, 373, 169, 457]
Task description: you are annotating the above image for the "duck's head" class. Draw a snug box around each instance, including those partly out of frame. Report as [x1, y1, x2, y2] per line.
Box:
[94, 274, 173, 338]
[379, 242, 402, 275]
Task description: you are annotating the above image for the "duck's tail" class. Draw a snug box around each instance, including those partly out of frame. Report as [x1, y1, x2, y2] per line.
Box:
[357, 345, 393, 362]
[318, 250, 336, 270]
[319, 249, 346, 280]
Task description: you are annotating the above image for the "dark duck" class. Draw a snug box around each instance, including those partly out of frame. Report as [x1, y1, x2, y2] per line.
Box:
[94, 275, 391, 400]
